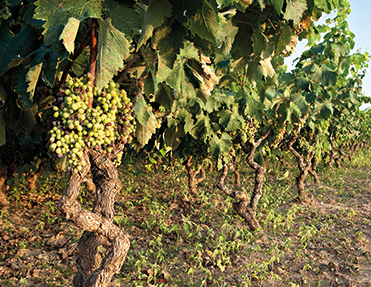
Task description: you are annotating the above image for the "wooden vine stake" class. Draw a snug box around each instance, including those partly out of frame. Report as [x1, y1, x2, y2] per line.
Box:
[57, 19, 130, 287]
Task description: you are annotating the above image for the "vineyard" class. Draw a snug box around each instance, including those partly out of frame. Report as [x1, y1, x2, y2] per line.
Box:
[0, 0, 370, 286]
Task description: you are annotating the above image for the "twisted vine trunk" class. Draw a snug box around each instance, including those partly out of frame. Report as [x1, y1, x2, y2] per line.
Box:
[334, 148, 346, 168]
[0, 166, 9, 207]
[232, 158, 241, 186]
[27, 162, 45, 191]
[216, 130, 270, 231]
[326, 139, 336, 168]
[185, 157, 206, 197]
[308, 166, 320, 184]
[289, 142, 316, 201]
[58, 145, 130, 287]
[217, 164, 260, 231]
[347, 142, 356, 162]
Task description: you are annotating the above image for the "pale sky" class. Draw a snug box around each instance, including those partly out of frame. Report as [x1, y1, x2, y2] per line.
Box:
[285, 1, 371, 110]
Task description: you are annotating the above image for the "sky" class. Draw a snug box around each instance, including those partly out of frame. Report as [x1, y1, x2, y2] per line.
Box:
[284, 1, 371, 110]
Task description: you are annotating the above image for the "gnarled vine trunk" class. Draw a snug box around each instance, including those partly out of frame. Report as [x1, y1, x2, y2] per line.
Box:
[288, 141, 316, 201]
[326, 139, 336, 168]
[232, 158, 241, 186]
[308, 161, 320, 184]
[0, 166, 9, 207]
[27, 162, 45, 191]
[334, 148, 346, 168]
[58, 144, 130, 287]
[216, 131, 270, 231]
[185, 157, 206, 197]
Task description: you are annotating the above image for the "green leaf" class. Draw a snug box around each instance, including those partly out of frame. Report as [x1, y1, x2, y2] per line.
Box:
[276, 26, 293, 55]
[14, 63, 43, 110]
[155, 83, 174, 110]
[137, 0, 173, 49]
[135, 118, 157, 146]
[59, 17, 80, 54]
[271, 0, 284, 14]
[101, 3, 141, 41]
[231, 15, 253, 59]
[311, 63, 337, 87]
[34, 0, 101, 51]
[18, 105, 38, 136]
[253, 26, 268, 57]
[319, 101, 333, 120]
[177, 110, 194, 134]
[218, 105, 243, 131]
[284, 0, 307, 25]
[152, 19, 187, 68]
[0, 110, 5, 147]
[164, 126, 185, 151]
[133, 93, 151, 125]
[189, 0, 223, 44]
[0, 23, 40, 77]
[157, 43, 199, 97]
[209, 133, 232, 164]
[95, 18, 130, 89]
[190, 113, 213, 139]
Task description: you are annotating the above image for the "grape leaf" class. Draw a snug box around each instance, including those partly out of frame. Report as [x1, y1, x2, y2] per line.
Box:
[319, 101, 333, 119]
[176, 110, 194, 134]
[253, 26, 268, 57]
[34, 0, 101, 51]
[101, 2, 141, 41]
[137, 0, 173, 49]
[133, 93, 157, 146]
[284, 0, 307, 25]
[157, 43, 199, 97]
[59, 17, 80, 54]
[276, 26, 294, 55]
[133, 93, 151, 125]
[189, 0, 223, 44]
[209, 133, 232, 169]
[152, 19, 187, 69]
[26, 63, 43, 108]
[218, 105, 243, 131]
[190, 113, 213, 139]
[271, 0, 284, 14]
[95, 18, 130, 89]
[14, 63, 42, 110]
[0, 23, 40, 77]
[135, 118, 157, 146]
[18, 105, 38, 136]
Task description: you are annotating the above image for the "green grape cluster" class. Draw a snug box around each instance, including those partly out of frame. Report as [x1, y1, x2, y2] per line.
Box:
[271, 122, 287, 150]
[239, 118, 258, 144]
[48, 77, 136, 171]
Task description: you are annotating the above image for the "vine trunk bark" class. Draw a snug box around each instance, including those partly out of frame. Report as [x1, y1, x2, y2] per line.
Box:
[308, 162, 320, 184]
[27, 163, 45, 191]
[58, 145, 130, 287]
[216, 130, 270, 231]
[289, 141, 316, 201]
[0, 166, 9, 207]
[335, 148, 346, 168]
[232, 158, 241, 186]
[185, 157, 206, 198]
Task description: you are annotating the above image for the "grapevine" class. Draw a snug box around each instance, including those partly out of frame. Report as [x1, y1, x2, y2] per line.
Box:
[47, 77, 136, 171]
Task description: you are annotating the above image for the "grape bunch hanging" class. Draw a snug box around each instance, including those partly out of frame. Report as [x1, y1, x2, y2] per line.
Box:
[48, 77, 136, 171]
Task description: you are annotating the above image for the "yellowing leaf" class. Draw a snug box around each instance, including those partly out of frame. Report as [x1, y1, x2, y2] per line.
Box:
[59, 17, 80, 54]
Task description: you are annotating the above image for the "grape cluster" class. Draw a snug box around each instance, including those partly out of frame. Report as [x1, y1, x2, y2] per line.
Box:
[239, 118, 258, 144]
[190, 138, 209, 164]
[271, 122, 287, 150]
[48, 77, 136, 171]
